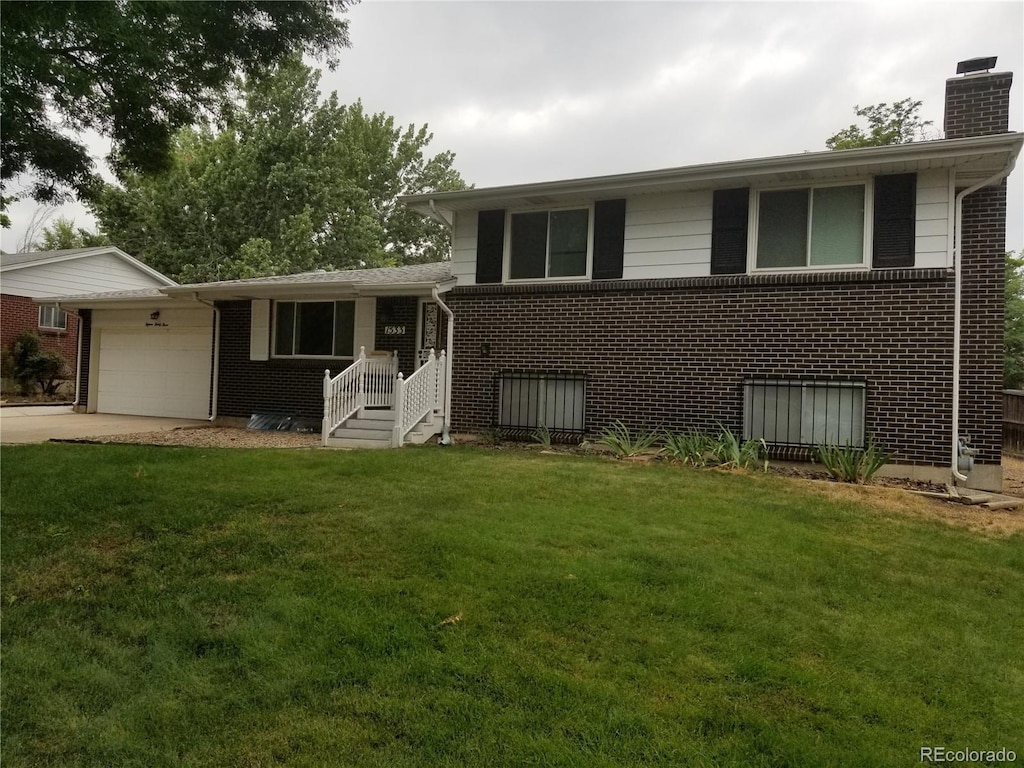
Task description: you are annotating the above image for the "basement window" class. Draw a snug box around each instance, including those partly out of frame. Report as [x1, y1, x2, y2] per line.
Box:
[744, 379, 865, 448]
[496, 371, 587, 436]
[273, 300, 355, 358]
[38, 304, 68, 330]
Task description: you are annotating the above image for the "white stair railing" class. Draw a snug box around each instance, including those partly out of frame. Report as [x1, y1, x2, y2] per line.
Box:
[322, 348, 398, 444]
[392, 348, 444, 447]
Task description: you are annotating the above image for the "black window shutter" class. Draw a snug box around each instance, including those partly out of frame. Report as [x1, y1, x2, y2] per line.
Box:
[711, 188, 749, 274]
[872, 174, 916, 268]
[592, 199, 626, 280]
[476, 209, 506, 283]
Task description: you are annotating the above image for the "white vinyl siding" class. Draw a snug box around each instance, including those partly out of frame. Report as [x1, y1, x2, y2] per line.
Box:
[621, 191, 712, 280]
[914, 169, 952, 268]
[450, 211, 478, 285]
[1, 252, 169, 298]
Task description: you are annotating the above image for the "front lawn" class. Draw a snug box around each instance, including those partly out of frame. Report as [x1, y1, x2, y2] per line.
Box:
[1, 444, 1021, 767]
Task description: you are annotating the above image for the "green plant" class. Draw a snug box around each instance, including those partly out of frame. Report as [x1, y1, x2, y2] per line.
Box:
[815, 438, 894, 483]
[662, 428, 713, 466]
[532, 423, 552, 448]
[596, 420, 662, 457]
[709, 427, 769, 471]
[6, 331, 68, 396]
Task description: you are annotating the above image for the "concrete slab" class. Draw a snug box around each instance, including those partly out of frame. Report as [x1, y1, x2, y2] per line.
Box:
[0, 406, 210, 444]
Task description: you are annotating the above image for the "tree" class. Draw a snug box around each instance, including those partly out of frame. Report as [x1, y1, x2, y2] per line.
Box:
[91, 61, 467, 282]
[1, 0, 351, 211]
[2, 331, 68, 396]
[30, 216, 110, 251]
[826, 98, 934, 150]
[1007, 252, 1024, 390]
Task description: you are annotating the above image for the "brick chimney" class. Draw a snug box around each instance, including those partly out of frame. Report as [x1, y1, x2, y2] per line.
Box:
[944, 57, 1013, 139]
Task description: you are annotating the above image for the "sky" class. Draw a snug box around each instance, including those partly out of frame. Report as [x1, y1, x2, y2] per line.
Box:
[2, 0, 1022, 254]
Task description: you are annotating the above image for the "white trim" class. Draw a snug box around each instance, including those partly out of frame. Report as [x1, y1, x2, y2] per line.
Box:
[271, 299, 360, 361]
[748, 180, 872, 274]
[503, 204, 595, 283]
[38, 303, 68, 330]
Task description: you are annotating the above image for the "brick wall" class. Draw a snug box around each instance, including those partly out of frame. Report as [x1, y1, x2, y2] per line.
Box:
[78, 310, 91, 409]
[447, 270, 962, 466]
[0, 293, 79, 377]
[943, 71, 1012, 138]
[216, 301, 328, 419]
[374, 297, 419, 375]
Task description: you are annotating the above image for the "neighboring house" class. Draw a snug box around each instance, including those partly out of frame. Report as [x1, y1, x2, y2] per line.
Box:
[1, 246, 176, 383]
[49, 60, 1021, 491]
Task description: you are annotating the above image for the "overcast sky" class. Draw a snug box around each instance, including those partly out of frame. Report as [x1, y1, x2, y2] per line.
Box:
[2, 0, 1022, 253]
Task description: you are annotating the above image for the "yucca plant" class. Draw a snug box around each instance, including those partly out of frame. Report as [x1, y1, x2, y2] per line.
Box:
[662, 428, 713, 466]
[814, 437, 894, 483]
[532, 423, 553, 448]
[596, 420, 662, 457]
[709, 427, 769, 472]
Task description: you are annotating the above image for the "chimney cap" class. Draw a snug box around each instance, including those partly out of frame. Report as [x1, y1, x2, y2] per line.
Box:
[956, 57, 998, 75]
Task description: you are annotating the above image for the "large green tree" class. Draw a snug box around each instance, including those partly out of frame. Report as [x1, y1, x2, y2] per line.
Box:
[90, 61, 467, 282]
[825, 98, 933, 150]
[1006, 252, 1024, 390]
[1, 1, 351, 208]
[31, 217, 109, 251]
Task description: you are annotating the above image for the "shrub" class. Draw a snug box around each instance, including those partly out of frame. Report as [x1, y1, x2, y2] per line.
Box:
[596, 420, 661, 457]
[814, 438, 894, 483]
[6, 331, 69, 396]
[532, 424, 552, 448]
[662, 428, 713, 466]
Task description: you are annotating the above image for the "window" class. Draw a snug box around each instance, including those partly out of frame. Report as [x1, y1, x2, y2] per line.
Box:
[38, 305, 67, 330]
[497, 372, 586, 434]
[755, 184, 868, 269]
[744, 379, 865, 448]
[273, 301, 355, 358]
[509, 208, 590, 280]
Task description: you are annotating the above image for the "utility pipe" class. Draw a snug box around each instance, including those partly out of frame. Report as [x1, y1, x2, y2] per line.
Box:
[192, 293, 221, 421]
[950, 156, 1017, 483]
[432, 285, 455, 445]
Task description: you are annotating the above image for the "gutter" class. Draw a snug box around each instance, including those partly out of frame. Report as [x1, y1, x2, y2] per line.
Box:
[53, 301, 84, 410]
[429, 197, 456, 444]
[191, 293, 221, 421]
[432, 286, 455, 445]
[950, 155, 1017, 484]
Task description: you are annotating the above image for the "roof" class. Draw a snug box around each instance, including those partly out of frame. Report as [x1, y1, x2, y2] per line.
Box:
[400, 133, 1024, 215]
[0, 246, 177, 286]
[40, 262, 455, 308]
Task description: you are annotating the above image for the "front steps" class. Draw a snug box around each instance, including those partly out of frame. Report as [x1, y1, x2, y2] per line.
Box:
[324, 407, 441, 449]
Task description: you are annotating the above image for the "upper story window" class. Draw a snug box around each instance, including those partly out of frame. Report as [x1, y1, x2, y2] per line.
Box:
[273, 300, 354, 358]
[508, 208, 591, 280]
[754, 184, 868, 270]
[38, 304, 67, 330]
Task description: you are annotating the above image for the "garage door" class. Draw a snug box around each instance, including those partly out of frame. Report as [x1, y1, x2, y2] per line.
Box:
[97, 330, 212, 418]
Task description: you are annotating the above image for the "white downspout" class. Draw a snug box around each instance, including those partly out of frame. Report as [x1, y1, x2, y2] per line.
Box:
[951, 156, 1017, 483]
[56, 303, 83, 410]
[432, 286, 455, 445]
[192, 293, 220, 421]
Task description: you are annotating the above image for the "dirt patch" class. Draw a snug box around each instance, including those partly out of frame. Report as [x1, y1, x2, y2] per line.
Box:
[85, 427, 321, 449]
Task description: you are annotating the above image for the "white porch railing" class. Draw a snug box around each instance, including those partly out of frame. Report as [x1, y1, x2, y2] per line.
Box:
[322, 347, 398, 443]
[392, 348, 446, 447]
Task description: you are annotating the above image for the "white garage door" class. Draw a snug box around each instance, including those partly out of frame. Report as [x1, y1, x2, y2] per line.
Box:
[97, 330, 212, 418]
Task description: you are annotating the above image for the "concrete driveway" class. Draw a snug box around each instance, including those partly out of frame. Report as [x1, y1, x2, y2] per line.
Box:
[0, 405, 210, 444]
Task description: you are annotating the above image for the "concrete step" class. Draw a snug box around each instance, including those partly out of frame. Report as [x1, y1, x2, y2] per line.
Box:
[324, 436, 392, 449]
[356, 408, 396, 422]
[345, 417, 396, 430]
[332, 427, 392, 441]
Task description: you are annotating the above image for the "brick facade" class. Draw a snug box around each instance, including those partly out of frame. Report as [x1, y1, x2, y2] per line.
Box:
[374, 296, 419, 375]
[943, 71, 1012, 139]
[216, 301, 326, 420]
[0, 293, 79, 377]
[447, 269, 963, 465]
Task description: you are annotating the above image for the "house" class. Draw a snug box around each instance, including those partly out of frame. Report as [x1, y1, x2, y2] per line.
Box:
[47, 60, 1020, 491]
[1, 246, 176, 385]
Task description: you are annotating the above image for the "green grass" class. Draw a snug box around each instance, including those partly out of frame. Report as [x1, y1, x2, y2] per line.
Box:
[1, 444, 1022, 767]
